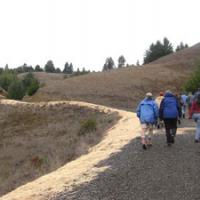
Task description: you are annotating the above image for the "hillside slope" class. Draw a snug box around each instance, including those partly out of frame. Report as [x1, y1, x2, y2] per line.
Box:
[1, 101, 199, 200]
[0, 101, 140, 200]
[25, 43, 200, 110]
[0, 100, 119, 197]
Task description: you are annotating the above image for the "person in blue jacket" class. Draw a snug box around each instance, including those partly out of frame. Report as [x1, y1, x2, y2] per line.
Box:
[136, 92, 159, 150]
[159, 90, 181, 146]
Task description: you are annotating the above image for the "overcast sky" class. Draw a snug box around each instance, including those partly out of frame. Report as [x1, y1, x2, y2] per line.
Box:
[0, 0, 199, 71]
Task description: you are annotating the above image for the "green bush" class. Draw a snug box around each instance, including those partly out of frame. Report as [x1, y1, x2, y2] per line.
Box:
[22, 73, 34, 88]
[0, 72, 40, 100]
[27, 79, 40, 96]
[22, 73, 40, 96]
[7, 80, 25, 100]
[79, 119, 97, 135]
[184, 64, 200, 93]
[0, 72, 17, 91]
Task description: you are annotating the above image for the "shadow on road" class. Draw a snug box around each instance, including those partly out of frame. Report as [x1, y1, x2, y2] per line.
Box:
[53, 120, 200, 200]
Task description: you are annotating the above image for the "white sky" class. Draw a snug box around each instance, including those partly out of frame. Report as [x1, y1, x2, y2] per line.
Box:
[0, 0, 199, 71]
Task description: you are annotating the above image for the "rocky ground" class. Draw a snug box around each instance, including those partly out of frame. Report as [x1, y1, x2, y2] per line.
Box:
[51, 118, 200, 200]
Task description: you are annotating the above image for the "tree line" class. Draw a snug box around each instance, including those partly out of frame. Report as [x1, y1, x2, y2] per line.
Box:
[102, 38, 189, 71]
[0, 61, 90, 76]
[0, 38, 189, 75]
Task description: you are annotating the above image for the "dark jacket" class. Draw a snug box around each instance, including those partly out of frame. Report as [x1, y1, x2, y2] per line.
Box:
[159, 93, 181, 119]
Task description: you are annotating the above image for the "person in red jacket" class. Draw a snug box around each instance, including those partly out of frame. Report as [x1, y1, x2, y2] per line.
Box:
[189, 94, 200, 143]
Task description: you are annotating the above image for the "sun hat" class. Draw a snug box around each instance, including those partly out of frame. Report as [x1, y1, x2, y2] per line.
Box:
[165, 90, 172, 94]
[146, 92, 153, 97]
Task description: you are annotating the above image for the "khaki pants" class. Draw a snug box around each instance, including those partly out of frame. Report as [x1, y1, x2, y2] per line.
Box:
[141, 123, 153, 145]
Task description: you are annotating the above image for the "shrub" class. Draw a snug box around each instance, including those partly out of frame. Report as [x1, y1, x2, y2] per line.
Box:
[63, 74, 69, 79]
[0, 72, 17, 91]
[22, 73, 34, 88]
[184, 65, 200, 93]
[30, 156, 44, 168]
[7, 80, 25, 100]
[27, 79, 40, 96]
[0, 72, 40, 100]
[79, 119, 97, 135]
[22, 73, 40, 96]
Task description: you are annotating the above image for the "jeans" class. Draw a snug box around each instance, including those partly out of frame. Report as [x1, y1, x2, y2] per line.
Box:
[163, 118, 177, 144]
[192, 113, 200, 140]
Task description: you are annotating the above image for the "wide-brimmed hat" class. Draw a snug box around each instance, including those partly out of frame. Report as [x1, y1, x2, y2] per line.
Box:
[146, 92, 153, 97]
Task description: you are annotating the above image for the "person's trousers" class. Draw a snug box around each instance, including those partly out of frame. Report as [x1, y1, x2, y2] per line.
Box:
[163, 118, 177, 144]
[182, 105, 186, 116]
[140, 123, 153, 144]
[192, 113, 200, 140]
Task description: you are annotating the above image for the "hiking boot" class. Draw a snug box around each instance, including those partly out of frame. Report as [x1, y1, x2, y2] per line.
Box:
[171, 136, 175, 144]
[194, 139, 199, 143]
[142, 144, 147, 150]
[167, 143, 171, 147]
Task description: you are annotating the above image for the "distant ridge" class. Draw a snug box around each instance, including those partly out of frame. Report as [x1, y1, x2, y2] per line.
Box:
[26, 43, 200, 110]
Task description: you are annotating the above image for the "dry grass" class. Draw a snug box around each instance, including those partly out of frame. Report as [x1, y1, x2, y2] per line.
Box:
[24, 43, 200, 110]
[1, 43, 200, 200]
[0, 100, 119, 197]
[0, 101, 140, 200]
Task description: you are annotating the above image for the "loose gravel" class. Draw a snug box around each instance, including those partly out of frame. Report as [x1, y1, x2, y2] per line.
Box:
[51, 119, 200, 200]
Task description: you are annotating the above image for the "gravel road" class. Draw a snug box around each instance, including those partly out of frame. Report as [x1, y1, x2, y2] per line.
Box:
[51, 119, 200, 200]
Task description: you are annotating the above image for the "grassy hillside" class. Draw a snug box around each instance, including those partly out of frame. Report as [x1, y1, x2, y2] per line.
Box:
[25, 43, 200, 110]
[0, 100, 119, 196]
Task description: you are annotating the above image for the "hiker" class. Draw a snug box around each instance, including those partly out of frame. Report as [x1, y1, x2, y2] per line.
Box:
[155, 92, 164, 128]
[159, 90, 181, 146]
[136, 92, 158, 150]
[174, 93, 182, 125]
[187, 92, 194, 113]
[181, 93, 188, 118]
[193, 88, 200, 101]
[189, 94, 200, 143]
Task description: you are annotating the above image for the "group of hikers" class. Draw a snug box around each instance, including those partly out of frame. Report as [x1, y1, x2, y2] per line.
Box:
[136, 89, 200, 150]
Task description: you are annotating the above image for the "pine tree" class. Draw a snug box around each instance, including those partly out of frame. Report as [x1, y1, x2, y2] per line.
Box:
[44, 60, 56, 73]
[118, 55, 126, 68]
[55, 68, 61, 73]
[103, 57, 115, 71]
[143, 37, 173, 64]
[136, 60, 140, 66]
[35, 65, 43, 72]
[63, 62, 73, 74]
[176, 42, 189, 52]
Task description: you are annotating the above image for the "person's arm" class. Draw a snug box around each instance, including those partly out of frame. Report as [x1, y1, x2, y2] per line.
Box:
[136, 103, 141, 118]
[189, 102, 195, 119]
[153, 102, 159, 120]
[176, 99, 182, 118]
[159, 99, 164, 120]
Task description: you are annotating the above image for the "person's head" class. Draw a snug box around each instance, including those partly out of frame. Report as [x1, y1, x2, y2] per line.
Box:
[165, 90, 172, 95]
[159, 91, 164, 96]
[146, 92, 153, 100]
[174, 93, 178, 98]
[198, 88, 200, 92]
